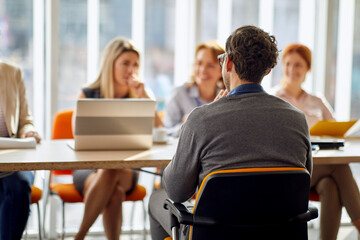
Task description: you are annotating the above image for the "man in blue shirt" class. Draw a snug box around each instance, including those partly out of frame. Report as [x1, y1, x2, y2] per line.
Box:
[148, 25, 312, 240]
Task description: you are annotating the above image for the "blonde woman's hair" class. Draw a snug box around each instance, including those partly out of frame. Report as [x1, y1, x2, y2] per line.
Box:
[87, 37, 140, 98]
[188, 40, 225, 88]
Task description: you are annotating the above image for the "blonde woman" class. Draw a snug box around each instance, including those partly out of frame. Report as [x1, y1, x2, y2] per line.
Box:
[73, 37, 162, 240]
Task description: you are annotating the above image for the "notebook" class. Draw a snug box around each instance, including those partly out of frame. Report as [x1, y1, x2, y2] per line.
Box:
[72, 98, 156, 151]
[311, 138, 345, 150]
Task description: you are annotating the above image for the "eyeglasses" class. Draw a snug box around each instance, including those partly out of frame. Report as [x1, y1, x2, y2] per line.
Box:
[217, 52, 229, 68]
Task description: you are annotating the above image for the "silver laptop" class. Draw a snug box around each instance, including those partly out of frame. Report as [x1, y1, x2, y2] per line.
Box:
[73, 98, 155, 151]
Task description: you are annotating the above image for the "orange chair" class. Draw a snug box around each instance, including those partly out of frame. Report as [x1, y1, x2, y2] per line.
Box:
[47, 109, 148, 239]
[45, 109, 76, 238]
[25, 186, 42, 239]
[308, 188, 320, 230]
[51, 109, 74, 140]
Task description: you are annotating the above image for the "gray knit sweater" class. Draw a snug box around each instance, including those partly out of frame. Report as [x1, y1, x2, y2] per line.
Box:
[162, 92, 312, 202]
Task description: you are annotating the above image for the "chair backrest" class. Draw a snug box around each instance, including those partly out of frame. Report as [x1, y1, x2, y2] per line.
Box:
[52, 109, 74, 140]
[51, 109, 74, 175]
[190, 167, 310, 240]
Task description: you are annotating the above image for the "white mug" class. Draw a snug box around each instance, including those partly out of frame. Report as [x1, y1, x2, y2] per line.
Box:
[153, 127, 168, 143]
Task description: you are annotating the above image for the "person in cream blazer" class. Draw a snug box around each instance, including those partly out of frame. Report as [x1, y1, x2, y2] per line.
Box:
[0, 61, 40, 138]
[0, 60, 41, 239]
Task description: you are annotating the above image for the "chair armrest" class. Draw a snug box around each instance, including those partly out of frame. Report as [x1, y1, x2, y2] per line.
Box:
[308, 205, 319, 220]
[164, 199, 194, 225]
[290, 205, 318, 223]
[164, 199, 218, 227]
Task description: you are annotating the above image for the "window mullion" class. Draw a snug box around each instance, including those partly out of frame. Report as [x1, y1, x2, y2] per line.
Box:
[87, 0, 100, 84]
[335, 0, 355, 120]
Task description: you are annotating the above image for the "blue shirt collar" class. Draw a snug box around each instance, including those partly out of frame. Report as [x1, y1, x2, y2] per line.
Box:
[228, 83, 265, 96]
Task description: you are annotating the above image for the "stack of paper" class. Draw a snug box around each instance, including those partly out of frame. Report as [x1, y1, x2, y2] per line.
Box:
[0, 137, 37, 149]
[345, 120, 360, 137]
[310, 120, 360, 138]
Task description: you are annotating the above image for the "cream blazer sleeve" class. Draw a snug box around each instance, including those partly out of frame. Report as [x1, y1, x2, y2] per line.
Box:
[0, 61, 35, 138]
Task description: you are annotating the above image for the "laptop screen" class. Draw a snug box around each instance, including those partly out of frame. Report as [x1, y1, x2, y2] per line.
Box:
[74, 98, 155, 151]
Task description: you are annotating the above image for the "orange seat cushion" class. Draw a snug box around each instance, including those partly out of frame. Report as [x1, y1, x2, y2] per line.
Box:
[125, 184, 146, 201]
[154, 182, 161, 189]
[50, 183, 84, 203]
[31, 186, 42, 204]
[52, 170, 73, 175]
[50, 183, 146, 203]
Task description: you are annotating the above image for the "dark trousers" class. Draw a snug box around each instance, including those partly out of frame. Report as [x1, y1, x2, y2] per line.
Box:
[0, 171, 34, 240]
[149, 188, 190, 240]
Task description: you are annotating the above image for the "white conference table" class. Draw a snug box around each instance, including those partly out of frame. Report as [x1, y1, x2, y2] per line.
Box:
[312, 139, 360, 165]
[0, 139, 177, 171]
[0, 139, 360, 171]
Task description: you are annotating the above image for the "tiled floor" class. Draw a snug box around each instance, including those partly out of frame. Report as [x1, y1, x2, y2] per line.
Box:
[24, 164, 360, 239]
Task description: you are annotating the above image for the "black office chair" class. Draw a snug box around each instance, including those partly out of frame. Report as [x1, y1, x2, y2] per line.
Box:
[164, 167, 318, 240]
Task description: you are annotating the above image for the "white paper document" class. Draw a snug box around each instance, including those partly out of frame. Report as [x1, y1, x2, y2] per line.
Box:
[0, 137, 36, 149]
[345, 120, 360, 137]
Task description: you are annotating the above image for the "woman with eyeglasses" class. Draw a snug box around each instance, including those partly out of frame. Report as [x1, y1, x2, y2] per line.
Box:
[274, 43, 360, 240]
[163, 40, 225, 137]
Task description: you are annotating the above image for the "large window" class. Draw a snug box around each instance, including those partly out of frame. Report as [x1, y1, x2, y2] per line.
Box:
[200, 0, 217, 43]
[272, 0, 300, 87]
[0, 0, 33, 108]
[144, 0, 175, 110]
[321, 0, 339, 108]
[99, 0, 132, 51]
[58, 0, 87, 110]
[352, 0, 360, 119]
[231, 0, 259, 29]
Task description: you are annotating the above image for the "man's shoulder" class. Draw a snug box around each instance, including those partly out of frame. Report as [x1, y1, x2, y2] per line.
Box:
[187, 92, 306, 120]
[184, 97, 231, 125]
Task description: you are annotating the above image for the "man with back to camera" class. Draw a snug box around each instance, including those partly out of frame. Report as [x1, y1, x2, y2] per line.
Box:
[148, 25, 313, 240]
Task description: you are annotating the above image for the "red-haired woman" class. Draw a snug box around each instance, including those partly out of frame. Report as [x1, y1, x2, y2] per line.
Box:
[274, 43, 360, 240]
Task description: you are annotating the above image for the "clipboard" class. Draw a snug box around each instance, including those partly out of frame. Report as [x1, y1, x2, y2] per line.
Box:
[309, 120, 357, 137]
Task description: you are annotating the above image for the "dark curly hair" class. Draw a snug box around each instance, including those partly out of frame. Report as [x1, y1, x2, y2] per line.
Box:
[225, 25, 279, 83]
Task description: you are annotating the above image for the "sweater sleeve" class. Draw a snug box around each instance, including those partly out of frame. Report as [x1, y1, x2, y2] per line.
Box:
[162, 112, 202, 202]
